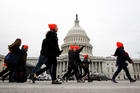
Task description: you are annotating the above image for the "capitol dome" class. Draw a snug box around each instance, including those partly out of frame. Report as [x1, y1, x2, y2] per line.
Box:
[61, 15, 93, 56]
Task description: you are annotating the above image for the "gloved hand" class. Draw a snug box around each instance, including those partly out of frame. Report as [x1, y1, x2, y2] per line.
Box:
[130, 61, 134, 64]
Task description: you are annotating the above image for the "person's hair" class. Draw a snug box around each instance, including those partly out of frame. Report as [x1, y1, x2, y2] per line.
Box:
[8, 38, 21, 52]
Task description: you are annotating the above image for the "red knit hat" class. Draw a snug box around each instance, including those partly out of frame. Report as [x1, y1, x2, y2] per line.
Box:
[70, 45, 74, 50]
[116, 42, 123, 48]
[48, 24, 57, 30]
[3, 63, 7, 67]
[84, 55, 88, 58]
[75, 46, 79, 50]
[23, 45, 28, 49]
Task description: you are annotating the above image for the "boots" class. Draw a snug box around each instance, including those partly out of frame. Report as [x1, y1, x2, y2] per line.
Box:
[130, 79, 136, 83]
[111, 79, 118, 83]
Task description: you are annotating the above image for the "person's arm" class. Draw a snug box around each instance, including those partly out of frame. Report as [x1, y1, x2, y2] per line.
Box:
[76, 46, 85, 53]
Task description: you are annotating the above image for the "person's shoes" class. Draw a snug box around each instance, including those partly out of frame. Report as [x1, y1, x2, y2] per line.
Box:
[52, 80, 62, 84]
[130, 79, 136, 83]
[2, 76, 5, 82]
[60, 77, 65, 82]
[77, 80, 85, 83]
[88, 79, 93, 82]
[29, 74, 35, 83]
[111, 79, 118, 83]
[9, 80, 15, 83]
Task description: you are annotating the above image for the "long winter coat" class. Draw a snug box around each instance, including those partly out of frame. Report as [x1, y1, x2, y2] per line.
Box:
[45, 30, 61, 57]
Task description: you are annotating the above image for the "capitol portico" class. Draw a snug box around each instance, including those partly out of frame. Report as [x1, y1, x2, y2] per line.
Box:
[0, 15, 140, 80]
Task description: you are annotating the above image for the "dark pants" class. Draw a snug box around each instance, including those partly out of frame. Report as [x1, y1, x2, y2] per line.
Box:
[36, 57, 57, 81]
[0, 68, 10, 77]
[9, 64, 17, 82]
[18, 65, 26, 82]
[82, 67, 90, 80]
[0, 65, 17, 82]
[112, 64, 132, 80]
[63, 64, 79, 80]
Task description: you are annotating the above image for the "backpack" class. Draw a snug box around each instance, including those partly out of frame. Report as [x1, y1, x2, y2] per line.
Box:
[4, 52, 11, 65]
[5, 52, 19, 65]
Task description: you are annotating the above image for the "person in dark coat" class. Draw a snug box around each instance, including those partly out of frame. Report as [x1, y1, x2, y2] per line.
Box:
[34, 24, 63, 84]
[18, 45, 28, 82]
[72, 45, 85, 82]
[62, 45, 79, 82]
[8, 38, 25, 82]
[112, 42, 136, 83]
[0, 53, 11, 82]
[81, 55, 93, 82]
[29, 32, 53, 83]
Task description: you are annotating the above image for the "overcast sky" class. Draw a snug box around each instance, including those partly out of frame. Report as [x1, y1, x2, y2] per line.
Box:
[0, 0, 140, 58]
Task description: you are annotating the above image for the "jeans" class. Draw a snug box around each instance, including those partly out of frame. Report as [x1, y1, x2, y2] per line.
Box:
[36, 57, 57, 81]
[32, 55, 52, 75]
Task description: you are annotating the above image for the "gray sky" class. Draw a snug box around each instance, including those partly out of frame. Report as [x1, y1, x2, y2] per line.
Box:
[0, 0, 140, 58]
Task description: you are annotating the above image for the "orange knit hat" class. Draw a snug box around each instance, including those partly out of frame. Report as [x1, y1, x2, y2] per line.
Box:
[116, 42, 123, 48]
[48, 24, 57, 30]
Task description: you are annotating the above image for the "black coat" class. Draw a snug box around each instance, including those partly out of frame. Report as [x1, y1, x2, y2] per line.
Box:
[12, 45, 24, 56]
[45, 30, 61, 57]
[114, 47, 132, 65]
[82, 58, 90, 68]
[8, 45, 24, 65]
[73, 46, 84, 65]
[68, 50, 74, 66]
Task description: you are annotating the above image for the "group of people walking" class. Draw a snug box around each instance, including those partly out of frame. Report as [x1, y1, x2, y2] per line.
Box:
[0, 24, 136, 84]
[62, 45, 92, 83]
[0, 39, 28, 82]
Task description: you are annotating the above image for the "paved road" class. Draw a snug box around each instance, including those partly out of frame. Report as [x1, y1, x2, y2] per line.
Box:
[0, 80, 140, 93]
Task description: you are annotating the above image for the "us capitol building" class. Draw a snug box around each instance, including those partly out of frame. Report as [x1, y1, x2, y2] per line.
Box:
[0, 15, 140, 80]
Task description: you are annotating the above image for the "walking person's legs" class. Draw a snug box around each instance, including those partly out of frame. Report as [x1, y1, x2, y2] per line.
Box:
[112, 65, 123, 83]
[48, 57, 61, 84]
[123, 66, 136, 82]
[32, 55, 47, 74]
[0, 68, 10, 77]
[30, 55, 48, 83]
